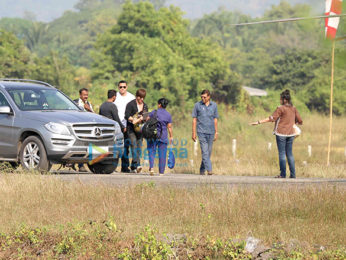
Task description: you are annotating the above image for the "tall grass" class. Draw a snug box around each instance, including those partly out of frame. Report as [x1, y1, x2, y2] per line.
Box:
[0, 174, 344, 248]
[168, 111, 346, 177]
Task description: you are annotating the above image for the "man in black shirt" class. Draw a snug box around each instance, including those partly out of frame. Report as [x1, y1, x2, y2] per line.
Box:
[99, 90, 125, 132]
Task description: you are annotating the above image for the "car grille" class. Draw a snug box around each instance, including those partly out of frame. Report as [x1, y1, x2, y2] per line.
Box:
[72, 123, 115, 141]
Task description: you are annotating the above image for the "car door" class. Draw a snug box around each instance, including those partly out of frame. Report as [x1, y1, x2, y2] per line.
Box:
[0, 91, 16, 159]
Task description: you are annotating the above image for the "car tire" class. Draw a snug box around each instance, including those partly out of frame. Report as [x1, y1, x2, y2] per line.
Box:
[88, 162, 116, 174]
[20, 136, 52, 172]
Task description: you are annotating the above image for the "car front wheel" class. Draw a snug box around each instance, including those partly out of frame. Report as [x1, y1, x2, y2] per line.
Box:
[20, 136, 52, 172]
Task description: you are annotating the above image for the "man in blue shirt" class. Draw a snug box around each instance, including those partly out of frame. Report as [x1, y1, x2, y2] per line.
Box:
[192, 89, 219, 175]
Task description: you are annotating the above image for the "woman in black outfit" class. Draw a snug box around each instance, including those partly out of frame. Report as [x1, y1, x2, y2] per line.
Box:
[124, 89, 148, 173]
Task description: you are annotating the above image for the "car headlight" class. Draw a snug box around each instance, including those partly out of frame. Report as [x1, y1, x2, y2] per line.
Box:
[45, 122, 70, 135]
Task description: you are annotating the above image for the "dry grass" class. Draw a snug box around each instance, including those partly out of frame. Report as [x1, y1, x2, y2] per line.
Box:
[171, 113, 346, 178]
[0, 174, 344, 249]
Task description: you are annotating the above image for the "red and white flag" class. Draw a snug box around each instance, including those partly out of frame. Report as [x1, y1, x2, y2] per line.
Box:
[325, 0, 343, 39]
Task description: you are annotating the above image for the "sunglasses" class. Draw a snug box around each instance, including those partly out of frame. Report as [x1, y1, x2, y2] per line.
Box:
[119, 86, 127, 89]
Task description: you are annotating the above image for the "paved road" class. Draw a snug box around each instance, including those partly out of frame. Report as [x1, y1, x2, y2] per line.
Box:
[51, 171, 346, 188]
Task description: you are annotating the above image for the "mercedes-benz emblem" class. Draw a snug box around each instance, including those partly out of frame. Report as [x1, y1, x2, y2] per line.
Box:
[94, 127, 102, 137]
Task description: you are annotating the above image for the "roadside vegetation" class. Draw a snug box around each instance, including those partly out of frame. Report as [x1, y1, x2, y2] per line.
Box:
[0, 174, 344, 258]
[171, 112, 346, 177]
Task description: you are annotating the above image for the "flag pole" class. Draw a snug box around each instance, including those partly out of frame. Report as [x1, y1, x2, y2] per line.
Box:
[327, 40, 335, 166]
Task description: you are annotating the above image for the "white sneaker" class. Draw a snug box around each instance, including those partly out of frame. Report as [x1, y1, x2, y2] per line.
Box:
[136, 166, 142, 173]
[79, 166, 87, 172]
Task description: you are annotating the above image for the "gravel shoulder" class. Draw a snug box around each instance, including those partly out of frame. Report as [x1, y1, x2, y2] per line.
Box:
[52, 171, 346, 188]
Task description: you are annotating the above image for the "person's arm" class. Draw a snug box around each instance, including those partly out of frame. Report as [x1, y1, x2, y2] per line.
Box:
[251, 107, 281, 125]
[192, 104, 198, 142]
[192, 118, 197, 142]
[213, 104, 219, 141]
[250, 117, 271, 125]
[167, 123, 173, 144]
[126, 102, 142, 124]
[125, 102, 134, 123]
[214, 118, 218, 141]
[295, 108, 303, 125]
[112, 104, 125, 131]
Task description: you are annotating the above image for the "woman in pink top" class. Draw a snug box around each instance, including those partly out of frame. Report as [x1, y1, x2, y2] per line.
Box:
[251, 90, 303, 178]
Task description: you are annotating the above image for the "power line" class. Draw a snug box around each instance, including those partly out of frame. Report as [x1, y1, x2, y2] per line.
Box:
[229, 14, 346, 26]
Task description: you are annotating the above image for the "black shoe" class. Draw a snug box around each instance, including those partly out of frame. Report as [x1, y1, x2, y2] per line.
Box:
[121, 168, 131, 173]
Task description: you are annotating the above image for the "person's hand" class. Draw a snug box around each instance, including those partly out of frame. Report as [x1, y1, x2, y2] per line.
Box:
[250, 121, 260, 126]
[192, 132, 197, 142]
[134, 116, 143, 124]
[169, 137, 173, 145]
[123, 127, 127, 133]
[84, 102, 91, 111]
[214, 132, 218, 141]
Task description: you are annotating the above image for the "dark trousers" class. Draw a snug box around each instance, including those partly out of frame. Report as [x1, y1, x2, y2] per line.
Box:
[121, 131, 130, 170]
[276, 135, 296, 178]
[128, 131, 143, 170]
[147, 140, 168, 174]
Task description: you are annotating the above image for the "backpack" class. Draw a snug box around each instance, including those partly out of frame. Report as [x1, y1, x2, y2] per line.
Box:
[141, 110, 161, 140]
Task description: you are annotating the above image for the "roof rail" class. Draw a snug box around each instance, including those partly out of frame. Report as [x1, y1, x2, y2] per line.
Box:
[0, 79, 55, 88]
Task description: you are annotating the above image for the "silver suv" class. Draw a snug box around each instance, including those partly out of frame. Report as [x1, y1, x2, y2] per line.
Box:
[0, 79, 124, 174]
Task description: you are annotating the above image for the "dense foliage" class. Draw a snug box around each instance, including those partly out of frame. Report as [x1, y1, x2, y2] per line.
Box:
[0, 0, 345, 114]
[92, 1, 241, 108]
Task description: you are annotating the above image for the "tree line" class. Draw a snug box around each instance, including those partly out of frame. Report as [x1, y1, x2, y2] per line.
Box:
[0, 0, 345, 114]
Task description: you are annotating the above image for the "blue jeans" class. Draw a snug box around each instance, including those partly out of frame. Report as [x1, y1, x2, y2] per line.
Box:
[198, 133, 214, 174]
[147, 140, 168, 174]
[276, 135, 296, 178]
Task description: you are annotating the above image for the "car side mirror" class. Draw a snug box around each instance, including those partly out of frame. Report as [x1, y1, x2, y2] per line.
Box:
[0, 106, 13, 115]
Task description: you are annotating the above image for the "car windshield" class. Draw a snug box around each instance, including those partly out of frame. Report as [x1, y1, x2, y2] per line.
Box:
[7, 89, 80, 111]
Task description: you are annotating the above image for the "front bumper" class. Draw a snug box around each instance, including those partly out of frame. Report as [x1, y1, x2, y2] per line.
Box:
[45, 133, 124, 164]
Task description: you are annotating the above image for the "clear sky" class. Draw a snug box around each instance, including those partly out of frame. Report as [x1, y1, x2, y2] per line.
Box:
[0, 0, 323, 22]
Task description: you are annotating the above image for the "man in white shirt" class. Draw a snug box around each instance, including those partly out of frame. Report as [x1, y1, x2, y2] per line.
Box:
[74, 88, 94, 112]
[114, 80, 135, 172]
[71, 88, 94, 172]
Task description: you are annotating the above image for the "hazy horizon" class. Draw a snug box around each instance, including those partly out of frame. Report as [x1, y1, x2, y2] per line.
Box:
[0, 0, 323, 22]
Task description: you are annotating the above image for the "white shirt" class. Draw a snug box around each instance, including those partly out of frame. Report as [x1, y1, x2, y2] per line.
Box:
[114, 91, 135, 127]
[77, 98, 94, 112]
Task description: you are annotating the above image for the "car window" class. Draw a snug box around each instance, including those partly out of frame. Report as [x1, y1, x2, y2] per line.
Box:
[0, 92, 11, 107]
[11, 92, 24, 108]
[7, 89, 79, 111]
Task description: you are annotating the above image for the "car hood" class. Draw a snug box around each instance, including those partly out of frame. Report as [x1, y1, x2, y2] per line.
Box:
[21, 110, 116, 125]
